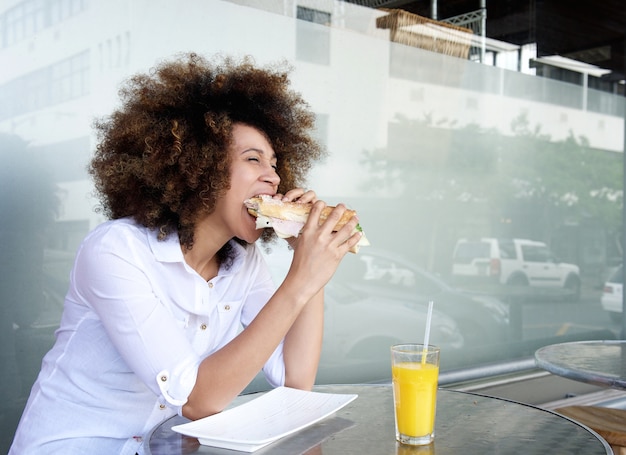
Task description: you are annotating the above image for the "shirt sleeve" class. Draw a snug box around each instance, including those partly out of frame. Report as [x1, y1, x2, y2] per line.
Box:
[70, 227, 201, 407]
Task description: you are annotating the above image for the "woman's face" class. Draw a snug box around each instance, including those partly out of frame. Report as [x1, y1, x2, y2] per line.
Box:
[215, 123, 280, 244]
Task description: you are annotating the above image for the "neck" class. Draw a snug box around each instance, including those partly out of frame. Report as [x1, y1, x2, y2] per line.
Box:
[183, 245, 221, 282]
[183, 217, 230, 282]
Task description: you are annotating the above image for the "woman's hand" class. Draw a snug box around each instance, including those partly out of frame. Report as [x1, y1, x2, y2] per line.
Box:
[276, 188, 318, 204]
[283, 197, 362, 299]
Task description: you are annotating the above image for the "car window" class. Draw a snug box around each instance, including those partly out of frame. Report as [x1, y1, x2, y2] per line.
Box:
[609, 266, 624, 284]
[334, 252, 443, 295]
[453, 242, 490, 263]
[522, 245, 551, 263]
[2, 3, 623, 450]
[358, 254, 416, 288]
[498, 240, 517, 260]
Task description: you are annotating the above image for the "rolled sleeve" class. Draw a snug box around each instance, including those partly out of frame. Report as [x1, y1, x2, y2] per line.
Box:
[156, 355, 200, 407]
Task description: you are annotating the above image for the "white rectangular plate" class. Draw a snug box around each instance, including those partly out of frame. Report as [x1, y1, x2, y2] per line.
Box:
[171, 386, 358, 452]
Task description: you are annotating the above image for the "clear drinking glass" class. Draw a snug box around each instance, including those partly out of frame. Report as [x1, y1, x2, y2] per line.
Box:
[391, 344, 440, 446]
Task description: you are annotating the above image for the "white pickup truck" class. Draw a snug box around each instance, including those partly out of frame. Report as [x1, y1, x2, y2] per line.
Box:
[452, 238, 581, 299]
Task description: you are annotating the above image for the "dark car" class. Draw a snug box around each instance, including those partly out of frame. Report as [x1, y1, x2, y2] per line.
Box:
[259, 244, 466, 383]
[332, 247, 510, 348]
[259, 243, 510, 380]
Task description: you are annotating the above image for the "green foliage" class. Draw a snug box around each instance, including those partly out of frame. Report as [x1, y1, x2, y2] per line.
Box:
[359, 112, 623, 233]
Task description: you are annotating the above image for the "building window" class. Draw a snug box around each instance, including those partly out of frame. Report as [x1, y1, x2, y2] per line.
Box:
[1, 0, 87, 48]
[0, 51, 89, 120]
[296, 6, 331, 65]
[4, 0, 45, 46]
[50, 0, 87, 24]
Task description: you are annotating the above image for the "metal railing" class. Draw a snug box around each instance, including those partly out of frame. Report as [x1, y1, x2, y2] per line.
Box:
[441, 8, 487, 63]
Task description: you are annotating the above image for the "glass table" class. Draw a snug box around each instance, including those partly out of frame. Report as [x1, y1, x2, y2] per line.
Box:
[146, 384, 612, 454]
[535, 340, 626, 390]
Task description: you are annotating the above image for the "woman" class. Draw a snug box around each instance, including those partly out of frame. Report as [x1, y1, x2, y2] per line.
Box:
[10, 53, 362, 454]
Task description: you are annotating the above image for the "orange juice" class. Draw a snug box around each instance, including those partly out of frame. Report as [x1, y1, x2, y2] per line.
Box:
[392, 361, 439, 439]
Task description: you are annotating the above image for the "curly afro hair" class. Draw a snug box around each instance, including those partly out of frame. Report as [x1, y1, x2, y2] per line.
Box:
[90, 52, 325, 252]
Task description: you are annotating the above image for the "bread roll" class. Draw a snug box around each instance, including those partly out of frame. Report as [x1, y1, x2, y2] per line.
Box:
[245, 195, 357, 231]
[244, 194, 369, 253]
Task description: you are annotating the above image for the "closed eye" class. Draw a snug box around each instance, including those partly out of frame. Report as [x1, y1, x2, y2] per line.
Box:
[246, 155, 278, 170]
[243, 149, 278, 171]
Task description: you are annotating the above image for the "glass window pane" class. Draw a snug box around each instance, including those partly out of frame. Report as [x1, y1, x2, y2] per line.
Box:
[0, 0, 624, 450]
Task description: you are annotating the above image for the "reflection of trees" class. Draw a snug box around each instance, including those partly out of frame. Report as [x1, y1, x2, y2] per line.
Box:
[361, 112, 621, 233]
[359, 113, 502, 202]
[505, 113, 622, 233]
[0, 133, 60, 400]
[359, 113, 622, 272]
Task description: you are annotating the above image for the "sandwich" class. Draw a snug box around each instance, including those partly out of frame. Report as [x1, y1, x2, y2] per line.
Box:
[244, 194, 370, 253]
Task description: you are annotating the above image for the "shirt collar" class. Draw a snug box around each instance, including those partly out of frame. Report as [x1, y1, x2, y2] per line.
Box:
[148, 228, 184, 263]
[147, 229, 249, 275]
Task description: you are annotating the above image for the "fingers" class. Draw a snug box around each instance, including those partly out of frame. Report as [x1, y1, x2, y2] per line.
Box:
[280, 188, 317, 204]
[341, 228, 364, 252]
[306, 202, 361, 249]
[332, 208, 362, 251]
[286, 200, 360, 294]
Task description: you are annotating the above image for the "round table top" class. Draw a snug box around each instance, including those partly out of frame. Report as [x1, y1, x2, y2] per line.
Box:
[146, 384, 611, 455]
[535, 340, 626, 390]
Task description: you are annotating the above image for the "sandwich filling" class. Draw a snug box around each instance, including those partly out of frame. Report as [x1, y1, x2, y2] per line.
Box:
[254, 215, 303, 239]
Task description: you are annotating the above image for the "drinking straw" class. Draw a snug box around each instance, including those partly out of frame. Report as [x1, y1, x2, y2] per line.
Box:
[422, 300, 434, 364]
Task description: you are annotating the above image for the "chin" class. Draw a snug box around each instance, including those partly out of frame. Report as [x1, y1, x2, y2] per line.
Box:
[239, 231, 263, 245]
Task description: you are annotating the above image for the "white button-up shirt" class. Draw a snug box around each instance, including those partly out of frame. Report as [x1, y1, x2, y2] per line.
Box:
[10, 218, 282, 454]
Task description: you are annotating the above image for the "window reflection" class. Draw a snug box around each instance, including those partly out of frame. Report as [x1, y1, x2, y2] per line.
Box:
[296, 6, 331, 65]
[2, 0, 87, 47]
[0, 0, 624, 450]
[0, 134, 60, 449]
[0, 52, 90, 120]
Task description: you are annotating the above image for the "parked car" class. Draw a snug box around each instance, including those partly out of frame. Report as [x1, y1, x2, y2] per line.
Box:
[451, 238, 581, 300]
[315, 280, 464, 383]
[332, 248, 510, 348]
[601, 265, 623, 322]
[257, 244, 467, 384]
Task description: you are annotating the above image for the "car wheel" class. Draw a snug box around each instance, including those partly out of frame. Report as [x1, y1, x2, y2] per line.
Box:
[506, 274, 529, 286]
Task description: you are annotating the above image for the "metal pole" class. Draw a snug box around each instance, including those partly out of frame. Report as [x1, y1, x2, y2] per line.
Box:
[480, 0, 487, 64]
[582, 73, 588, 111]
[431, 0, 437, 20]
[622, 33, 626, 339]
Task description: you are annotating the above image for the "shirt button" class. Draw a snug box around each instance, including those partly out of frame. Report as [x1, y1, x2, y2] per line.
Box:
[159, 404, 166, 410]
[160, 375, 167, 382]
[224, 305, 231, 311]
[200, 323, 207, 330]
[208, 282, 214, 288]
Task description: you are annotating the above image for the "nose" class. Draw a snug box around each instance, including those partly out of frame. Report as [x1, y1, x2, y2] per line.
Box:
[263, 166, 280, 188]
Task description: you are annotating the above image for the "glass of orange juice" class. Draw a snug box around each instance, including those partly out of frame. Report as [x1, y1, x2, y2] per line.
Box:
[391, 343, 440, 446]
